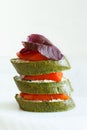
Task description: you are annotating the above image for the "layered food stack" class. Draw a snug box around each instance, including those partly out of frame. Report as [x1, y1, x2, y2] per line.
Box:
[11, 34, 75, 112]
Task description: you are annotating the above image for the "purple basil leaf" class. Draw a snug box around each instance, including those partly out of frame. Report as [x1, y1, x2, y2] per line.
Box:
[27, 34, 52, 46]
[22, 34, 64, 60]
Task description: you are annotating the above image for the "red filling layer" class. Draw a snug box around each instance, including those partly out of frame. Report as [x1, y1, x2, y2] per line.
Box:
[17, 48, 49, 61]
[23, 72, 63, 82]
[20, 93, 69, 101]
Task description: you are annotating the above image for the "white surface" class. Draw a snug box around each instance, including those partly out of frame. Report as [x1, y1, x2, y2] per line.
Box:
[0, 96, 87, 130]
[0, 58, 87, 130]
[0, 73, 87, 130]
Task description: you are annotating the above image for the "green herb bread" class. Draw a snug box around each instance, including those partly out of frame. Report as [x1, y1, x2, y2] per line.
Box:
[14, 76, 73, 95]
[11, 57, 71, 75]
[15, 94, 75, 112]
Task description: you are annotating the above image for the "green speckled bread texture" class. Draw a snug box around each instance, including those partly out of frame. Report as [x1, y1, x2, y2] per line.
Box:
[15, 94, 75, 112]
[14, 76, 73, 95]
[11, 57, 71, 75]
[11, 54, 75, 112]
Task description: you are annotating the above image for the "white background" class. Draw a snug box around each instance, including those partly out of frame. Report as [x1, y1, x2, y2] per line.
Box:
[0, 0, 87, 97]
[0, 0, 87, 58]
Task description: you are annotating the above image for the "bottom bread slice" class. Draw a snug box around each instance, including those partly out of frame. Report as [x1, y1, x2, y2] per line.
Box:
[15, 94, 75, 112]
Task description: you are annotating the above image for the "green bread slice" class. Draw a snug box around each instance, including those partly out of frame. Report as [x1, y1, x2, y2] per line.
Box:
[15, 94, 75, 112]
[14, 76, 73, 95]
[10, 57, 71, 75]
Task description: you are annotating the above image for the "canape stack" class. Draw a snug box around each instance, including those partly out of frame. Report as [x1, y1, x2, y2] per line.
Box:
[11, 34, 75, 112]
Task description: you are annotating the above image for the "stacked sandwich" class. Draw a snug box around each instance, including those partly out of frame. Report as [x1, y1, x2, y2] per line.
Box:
[11, 34, 75, 112]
